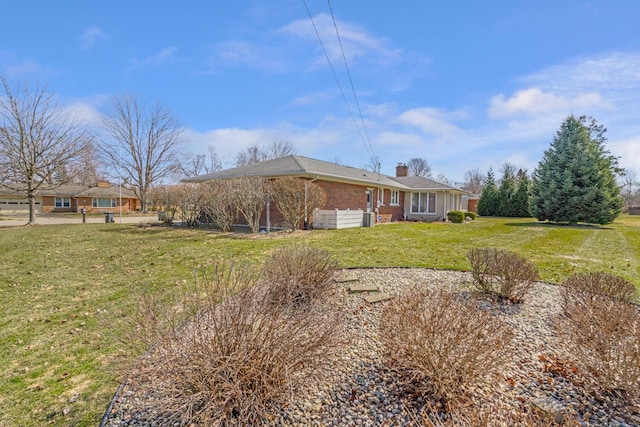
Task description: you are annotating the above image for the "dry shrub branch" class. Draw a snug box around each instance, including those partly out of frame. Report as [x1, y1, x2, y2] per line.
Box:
[557, 272, 640, 398]
[200, 180, 238, 232]
[381, 288, 514, 406]
[129, 257, 344, 425]
[411, 398, 579, 427]
[269, 177, 326, 231]
[562, 271, 637, 302]
[263, 244, 338, 307]
[467, 247, 539, 302]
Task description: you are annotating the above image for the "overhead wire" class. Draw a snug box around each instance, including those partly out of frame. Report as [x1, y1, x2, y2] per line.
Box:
[301, 0, 378, 166]
[326, 0, 376, 163]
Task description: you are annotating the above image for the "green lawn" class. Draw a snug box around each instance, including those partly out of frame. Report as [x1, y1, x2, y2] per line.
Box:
[1, 216, 639, 426]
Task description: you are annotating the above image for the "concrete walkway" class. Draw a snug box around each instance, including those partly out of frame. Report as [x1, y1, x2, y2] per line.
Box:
[0, 213, 159, 227]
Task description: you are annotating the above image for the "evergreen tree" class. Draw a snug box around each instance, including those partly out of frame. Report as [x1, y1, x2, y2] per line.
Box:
[530, 115, 623, 225]
[477, 168, 499, 216]
[497, 168, 517, 216]
[512, 169, 531, 217]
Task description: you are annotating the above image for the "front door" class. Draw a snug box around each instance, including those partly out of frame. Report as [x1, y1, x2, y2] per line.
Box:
[366, 190, 373, 213]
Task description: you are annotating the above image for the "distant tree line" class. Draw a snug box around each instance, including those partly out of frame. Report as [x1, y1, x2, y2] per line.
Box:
[477, 115, 624, 225]
[477, 165, 532, 218]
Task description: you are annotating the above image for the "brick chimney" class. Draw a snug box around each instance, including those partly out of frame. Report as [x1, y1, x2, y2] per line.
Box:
[396, 163, 408, 177]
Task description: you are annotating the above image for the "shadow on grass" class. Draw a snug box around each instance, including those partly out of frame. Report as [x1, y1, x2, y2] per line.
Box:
[503, 221, 612, 230]
[96, 223, 282, 241]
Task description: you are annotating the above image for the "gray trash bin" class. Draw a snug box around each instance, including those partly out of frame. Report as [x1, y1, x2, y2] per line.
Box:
[104, 212, 115, 223]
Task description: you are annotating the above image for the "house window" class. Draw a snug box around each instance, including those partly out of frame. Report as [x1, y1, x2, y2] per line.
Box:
[55, 197, 70, 208]
[390, 190, 399, 205]
[92, 198, 116, 208]
[411, 192, 437, 214]
[449, 194, 458, 210]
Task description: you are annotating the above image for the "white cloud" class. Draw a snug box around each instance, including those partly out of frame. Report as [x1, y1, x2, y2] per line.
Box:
[488, 88, 604, 119]
[289, 90, 334, 106]
[280, 13, 401, 68]
[2, 58, 45, 78]
[77, 26, 108, 50]
[205, 39, 288, 73]
[524, 52, 640, 94]
[397, 107, 467, 138]
[183, 127, 282, 166]
[609, 136, 640, 172]
[131, 47, 179, 69]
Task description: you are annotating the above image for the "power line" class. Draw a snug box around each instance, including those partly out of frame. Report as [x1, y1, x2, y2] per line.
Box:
[302, 0, 377, 165]
[326, 0, 376, 163]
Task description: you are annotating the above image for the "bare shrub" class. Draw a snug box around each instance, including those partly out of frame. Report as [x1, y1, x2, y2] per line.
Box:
[200, 180, 237, 232]
[557, 274, 640, 397]
[231, 176, 266, 233]
[467, 248, 539, 302]
[562, 271, 637, 302]
[269, 177, 326, 231]
[147, 184, 181, 225]
[175, 182, 203, 227]
[381, 288, 514, 405]
[411, 398, 580, 426]
[263, 245, 337, 307]
[129, 258, 344, 426]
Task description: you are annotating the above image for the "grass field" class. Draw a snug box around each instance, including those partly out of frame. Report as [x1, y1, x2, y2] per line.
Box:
[1, 216, 639, 426]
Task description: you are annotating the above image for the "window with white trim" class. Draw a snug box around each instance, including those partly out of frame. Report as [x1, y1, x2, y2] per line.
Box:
[55, 197, 70, 208]
[390, 190, 399, 205]
[410, 192, 436, 214]
[378, 188, 384, 206]
[92, 198, 117, 208]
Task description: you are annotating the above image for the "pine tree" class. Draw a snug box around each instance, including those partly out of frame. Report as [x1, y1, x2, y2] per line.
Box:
[512, 170, 531, 217]
[497, 168, 517, 216]
[477, 168, 499, 216]
[530, 115, 623, 225]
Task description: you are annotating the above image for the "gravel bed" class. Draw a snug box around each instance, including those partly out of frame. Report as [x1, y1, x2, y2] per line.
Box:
[103, 268, 640, 426]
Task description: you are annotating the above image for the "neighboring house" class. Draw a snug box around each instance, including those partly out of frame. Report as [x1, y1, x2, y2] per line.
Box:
[0, 182, 139, 214]
[462, 194, 480, 213]
[185, 155, 468, 228]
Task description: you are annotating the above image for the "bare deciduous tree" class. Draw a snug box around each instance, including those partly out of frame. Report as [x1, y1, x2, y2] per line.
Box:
[364, 155, 381, 174]
[0, 77, 90, 224]
[620, 169, 640, 209]
[67, 141, 104, 186]
[461, 168, 484, 194]
[269, 177, 326, 231]
[180, 146, 223, 178]
[500, 162, 518, 181]
[235, 139, 295, 167]
[100, 94, 184, 212]
[407, 157, 432, 178]
[266, 138, 295, 159]
[436, 173, 451, 185]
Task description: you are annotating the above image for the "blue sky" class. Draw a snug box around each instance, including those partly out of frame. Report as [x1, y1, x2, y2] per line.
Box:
[2, 1, 639, 182]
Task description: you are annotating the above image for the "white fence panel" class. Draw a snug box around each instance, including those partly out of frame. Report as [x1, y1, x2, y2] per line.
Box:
[313, 208, 364, 229]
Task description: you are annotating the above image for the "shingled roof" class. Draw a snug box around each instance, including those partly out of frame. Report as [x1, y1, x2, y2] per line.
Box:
[185, 155, 466, 192]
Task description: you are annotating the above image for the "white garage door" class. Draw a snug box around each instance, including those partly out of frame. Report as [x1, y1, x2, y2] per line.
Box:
[0, 199, 42, 214]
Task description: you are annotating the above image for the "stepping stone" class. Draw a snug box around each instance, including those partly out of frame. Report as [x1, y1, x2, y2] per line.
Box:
[334, 275, 359, 283]
[348, 284, 379, 293]
[531, 397, 567, 424]
[363, 293, 392, 304]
